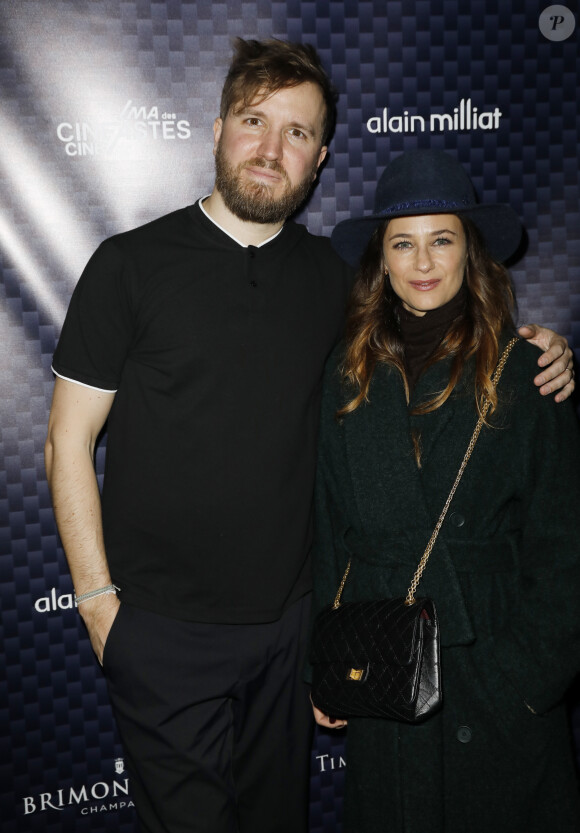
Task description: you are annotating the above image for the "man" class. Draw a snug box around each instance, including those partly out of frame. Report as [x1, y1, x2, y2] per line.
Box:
[45, 38, 574, 833]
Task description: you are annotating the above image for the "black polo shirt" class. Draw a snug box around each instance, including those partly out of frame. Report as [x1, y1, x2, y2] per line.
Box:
[53, 201, 352, 622]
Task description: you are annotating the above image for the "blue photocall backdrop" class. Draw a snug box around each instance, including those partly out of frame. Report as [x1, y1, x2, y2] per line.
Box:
[1, 1, 579, 830]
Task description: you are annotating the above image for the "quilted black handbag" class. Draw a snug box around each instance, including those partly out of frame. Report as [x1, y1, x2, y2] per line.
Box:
[310, 339, 517, 723]
[310, 592, 440, 721]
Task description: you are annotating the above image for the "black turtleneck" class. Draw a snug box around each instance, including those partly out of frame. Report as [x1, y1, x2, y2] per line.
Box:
[398, 285, 467, 396]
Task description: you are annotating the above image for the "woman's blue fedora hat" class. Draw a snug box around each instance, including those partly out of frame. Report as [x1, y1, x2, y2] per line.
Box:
[331, 150, 523, 267]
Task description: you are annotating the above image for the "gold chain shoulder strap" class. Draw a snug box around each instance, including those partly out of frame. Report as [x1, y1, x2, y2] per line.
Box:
[332, 336, 519, 611]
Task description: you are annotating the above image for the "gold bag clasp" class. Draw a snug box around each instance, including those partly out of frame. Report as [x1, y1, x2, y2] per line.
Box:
[347, 668, 364, 681]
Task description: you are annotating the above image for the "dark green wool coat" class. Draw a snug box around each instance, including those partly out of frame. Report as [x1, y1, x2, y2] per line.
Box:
[312, 337, 580, 833]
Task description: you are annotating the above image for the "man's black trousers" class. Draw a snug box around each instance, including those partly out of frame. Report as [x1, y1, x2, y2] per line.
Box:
[102, 595, 314, 833]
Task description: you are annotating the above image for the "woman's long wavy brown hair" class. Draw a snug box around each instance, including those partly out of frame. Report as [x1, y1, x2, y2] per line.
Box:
[339, 215, 516, 421]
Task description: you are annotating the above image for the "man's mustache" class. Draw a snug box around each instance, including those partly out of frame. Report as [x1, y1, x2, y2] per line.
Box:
[242, 157, 288, 180]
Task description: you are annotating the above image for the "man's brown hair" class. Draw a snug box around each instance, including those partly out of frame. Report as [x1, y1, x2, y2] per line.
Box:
[220, 38, 337, 145]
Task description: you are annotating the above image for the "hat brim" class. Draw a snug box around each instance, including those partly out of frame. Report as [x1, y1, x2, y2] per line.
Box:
[331, 203, 523, 268]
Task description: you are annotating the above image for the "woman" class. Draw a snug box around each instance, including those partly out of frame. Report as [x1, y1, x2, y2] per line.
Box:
[310, 150, 580, 832]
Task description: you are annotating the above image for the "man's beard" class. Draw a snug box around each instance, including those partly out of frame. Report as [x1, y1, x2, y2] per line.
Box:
[214, 141, 318, 224]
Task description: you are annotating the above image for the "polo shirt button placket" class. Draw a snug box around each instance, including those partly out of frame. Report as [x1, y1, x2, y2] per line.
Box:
[247, 245, 257, 289]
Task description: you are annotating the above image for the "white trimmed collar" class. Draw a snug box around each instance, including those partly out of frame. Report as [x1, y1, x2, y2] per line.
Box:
[198, 197, 283, 248]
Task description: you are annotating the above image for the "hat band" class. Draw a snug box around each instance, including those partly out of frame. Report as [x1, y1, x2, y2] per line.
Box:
[378, 197, 474, 216]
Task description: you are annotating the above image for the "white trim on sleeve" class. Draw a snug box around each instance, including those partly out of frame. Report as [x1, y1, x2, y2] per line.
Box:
[51, 367, 118, 394]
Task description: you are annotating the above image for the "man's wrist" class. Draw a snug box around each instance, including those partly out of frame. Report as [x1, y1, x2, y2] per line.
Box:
[75, 583, 120, 605]
[77, 590, 120, 622]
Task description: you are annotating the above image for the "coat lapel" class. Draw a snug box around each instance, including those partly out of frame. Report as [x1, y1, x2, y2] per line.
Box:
[344, 362, 430, 543]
